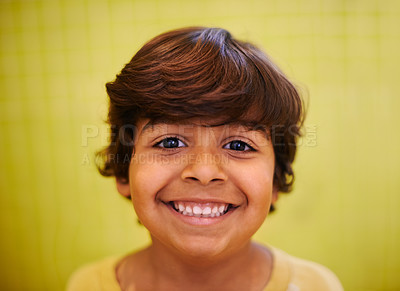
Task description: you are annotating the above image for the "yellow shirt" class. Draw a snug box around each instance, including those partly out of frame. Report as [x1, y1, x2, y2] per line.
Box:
[67, 248, 343, 291]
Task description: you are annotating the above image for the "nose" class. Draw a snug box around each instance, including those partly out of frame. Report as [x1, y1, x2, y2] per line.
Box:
[180, 150, 228, 185]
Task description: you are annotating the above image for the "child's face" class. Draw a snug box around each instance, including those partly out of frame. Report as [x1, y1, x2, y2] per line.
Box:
[117, 118, 277, 259]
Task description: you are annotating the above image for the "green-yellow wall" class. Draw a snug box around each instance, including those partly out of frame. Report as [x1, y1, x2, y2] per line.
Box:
[1, 0, 399, 290]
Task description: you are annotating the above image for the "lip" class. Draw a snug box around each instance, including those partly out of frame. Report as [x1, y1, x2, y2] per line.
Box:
[163, 201, 237, 226]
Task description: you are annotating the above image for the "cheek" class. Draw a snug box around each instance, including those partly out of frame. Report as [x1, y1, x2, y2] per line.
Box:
[240, 163, 275, 208]
[128, 162, 162, 225]
[130, 165, 157, 203]
[128, 158, 177, 204]
[249, 175, 274, 205]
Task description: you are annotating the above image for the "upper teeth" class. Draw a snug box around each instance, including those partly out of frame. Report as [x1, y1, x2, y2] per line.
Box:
[173, 202, 229, 218]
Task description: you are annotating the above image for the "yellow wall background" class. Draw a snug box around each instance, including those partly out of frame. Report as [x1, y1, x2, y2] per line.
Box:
[1, 0, 399, 290]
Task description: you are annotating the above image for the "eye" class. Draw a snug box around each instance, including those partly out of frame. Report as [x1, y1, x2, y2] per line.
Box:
[155, 137, 186, 149]
[223, 140, 254, 151]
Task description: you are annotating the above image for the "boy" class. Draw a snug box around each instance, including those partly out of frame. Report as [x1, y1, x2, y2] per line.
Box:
[68, 27, 343, 290]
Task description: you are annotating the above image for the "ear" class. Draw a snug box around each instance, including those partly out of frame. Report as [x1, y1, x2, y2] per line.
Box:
[116, 178, 131, 198]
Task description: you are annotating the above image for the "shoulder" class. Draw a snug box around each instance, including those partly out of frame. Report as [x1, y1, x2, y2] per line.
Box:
[288, 254, 344, 291]
[66, 256, 121, 291]
[269, 247, 344, 291]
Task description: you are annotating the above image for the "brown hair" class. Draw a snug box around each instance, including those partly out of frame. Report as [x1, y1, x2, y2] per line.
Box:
[97, 26, 304, 201]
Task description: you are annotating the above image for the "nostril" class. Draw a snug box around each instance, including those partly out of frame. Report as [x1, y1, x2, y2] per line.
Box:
[183, 176, 225, 185]
[180, 162, 228, 185]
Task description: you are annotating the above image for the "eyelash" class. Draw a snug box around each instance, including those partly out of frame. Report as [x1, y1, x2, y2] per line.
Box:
[223, 140, 256, 152]
[153, 136, 256, 152]
[154, 136, 186, 149]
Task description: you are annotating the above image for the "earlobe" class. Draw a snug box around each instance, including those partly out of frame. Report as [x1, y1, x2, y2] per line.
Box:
[272, 186, 279, 204]
[269, 186, 279, 212]
[116, 178, 131, 198]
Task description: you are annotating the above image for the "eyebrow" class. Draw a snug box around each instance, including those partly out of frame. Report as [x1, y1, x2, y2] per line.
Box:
[141, 121, 156, 133]
[141, 120, 269, 138]
[141, 121, 174, 134]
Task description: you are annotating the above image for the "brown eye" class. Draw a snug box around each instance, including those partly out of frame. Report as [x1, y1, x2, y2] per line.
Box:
[155, 137, 186, 148]
[223, 140, 254, 151]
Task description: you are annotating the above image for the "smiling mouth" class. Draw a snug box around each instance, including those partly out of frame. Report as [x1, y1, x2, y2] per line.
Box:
[165, 201, 237, 218]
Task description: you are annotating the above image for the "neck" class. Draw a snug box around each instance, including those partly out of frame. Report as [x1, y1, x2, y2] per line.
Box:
[143, 238, 272, 290]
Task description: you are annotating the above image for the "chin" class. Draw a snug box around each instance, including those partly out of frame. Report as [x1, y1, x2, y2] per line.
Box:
[171, 235, 240, 262]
